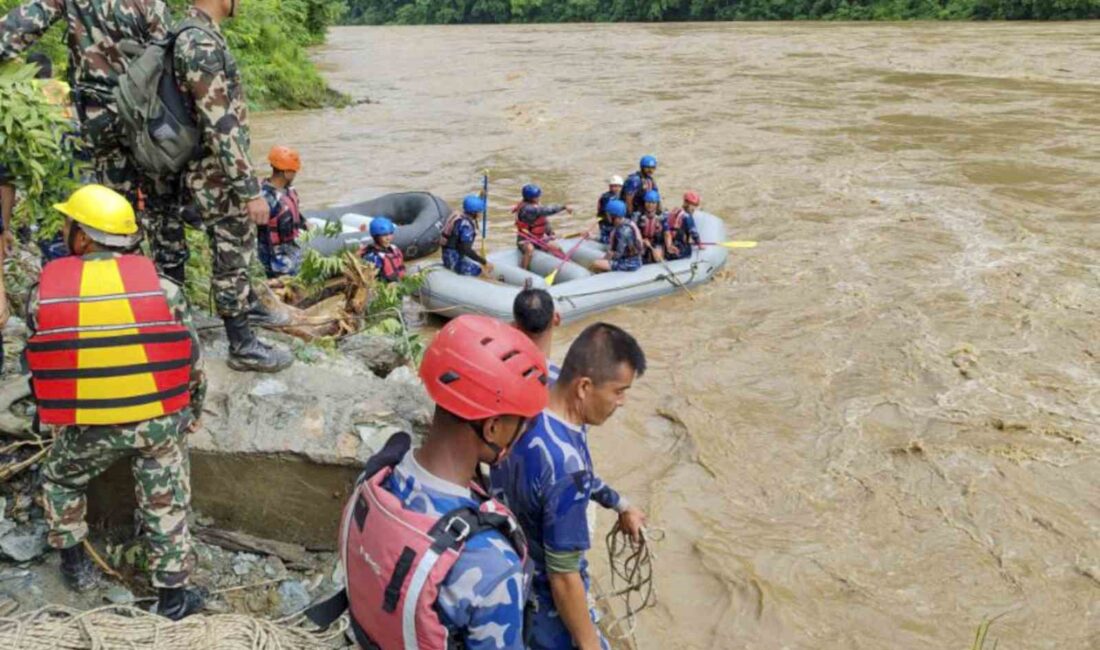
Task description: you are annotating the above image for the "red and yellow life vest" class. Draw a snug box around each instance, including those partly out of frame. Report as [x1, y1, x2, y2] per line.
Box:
[26, 255, 193, 426]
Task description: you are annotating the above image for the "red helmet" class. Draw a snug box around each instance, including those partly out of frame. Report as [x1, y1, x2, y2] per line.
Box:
[420, 315, 549, 421]
[683, 191, 701, 206]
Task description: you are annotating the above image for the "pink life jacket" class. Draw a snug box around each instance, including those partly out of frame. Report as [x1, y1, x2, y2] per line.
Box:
[308, 433, 528, 650]
[639, 213, 664, 242]
[266, 185, 303, 245]
[609, 219, 644, 259]
[666, 207, 686, 232]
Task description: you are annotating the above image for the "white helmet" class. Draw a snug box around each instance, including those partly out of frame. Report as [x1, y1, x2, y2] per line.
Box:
[609, 175, 624, 186]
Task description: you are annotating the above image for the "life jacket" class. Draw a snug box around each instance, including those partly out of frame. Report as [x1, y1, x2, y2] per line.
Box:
[609, 220, 643, 259]
[666, 208, 696, 248]
[440, 211, 475, 250]
[513, 202, 551, 240]
[362, 243, 406, 283]
[306, 432, 528, 650]
[639, 213, 664, 242]
[26, 255, 193, 426]
[263, 183, 302, 246]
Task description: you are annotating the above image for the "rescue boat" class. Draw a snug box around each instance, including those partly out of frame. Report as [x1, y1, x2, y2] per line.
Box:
[304, 191, 448, 260]
[418, 212, 729, 323]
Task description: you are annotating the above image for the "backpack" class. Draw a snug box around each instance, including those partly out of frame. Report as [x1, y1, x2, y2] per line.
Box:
[113, 18, 217, 176]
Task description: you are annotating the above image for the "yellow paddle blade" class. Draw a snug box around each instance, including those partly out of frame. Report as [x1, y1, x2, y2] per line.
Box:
[720, 241, 758, 249]
[545, 269, 559, 286]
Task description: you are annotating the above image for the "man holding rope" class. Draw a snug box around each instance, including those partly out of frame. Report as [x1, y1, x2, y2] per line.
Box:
[491, 322, 648, 650]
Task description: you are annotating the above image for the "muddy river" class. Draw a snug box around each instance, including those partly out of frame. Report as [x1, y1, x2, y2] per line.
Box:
[252, 22, 1099, 649]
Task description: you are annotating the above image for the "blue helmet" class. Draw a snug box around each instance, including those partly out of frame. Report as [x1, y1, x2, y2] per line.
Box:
[639, 155, 657, 170]
[369, 216, 396, 238]
[463, 194, 485, 214]
[521, 184, 542, 201]
[643, 189, 660, 204]
[606, 199, 627, 218]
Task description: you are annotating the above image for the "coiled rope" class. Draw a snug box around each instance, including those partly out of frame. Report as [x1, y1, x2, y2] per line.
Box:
[595, 523, 664, 646]
[0, 605, 348, 650]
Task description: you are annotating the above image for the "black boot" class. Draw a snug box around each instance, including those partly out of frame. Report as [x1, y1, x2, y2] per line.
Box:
[246, 298, 291, 328]
[60, 544, 102, 593]
[162, 264, 186, 286]
[224, 314, 293, 373]
[156, 587, 205, 621]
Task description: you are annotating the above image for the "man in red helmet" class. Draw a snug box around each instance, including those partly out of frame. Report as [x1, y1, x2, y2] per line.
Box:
[664, 191, 703, 261]
[309, 314, 549, 650]
[491, 322, 648, 650]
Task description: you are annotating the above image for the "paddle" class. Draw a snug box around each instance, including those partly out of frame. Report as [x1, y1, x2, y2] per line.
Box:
[479, 170, 489, 258]
[699, 240, 758, 249]
[517, 229, 568, 260]
[546, 233, 591, 286]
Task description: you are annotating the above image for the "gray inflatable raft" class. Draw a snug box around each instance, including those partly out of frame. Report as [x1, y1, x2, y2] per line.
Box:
[304, 191, 448, 260]
[418, 212, 729, 323]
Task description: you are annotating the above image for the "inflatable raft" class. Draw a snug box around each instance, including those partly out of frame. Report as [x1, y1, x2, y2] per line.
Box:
[419, 212, 729, 323]
[304, 192, 448, 260]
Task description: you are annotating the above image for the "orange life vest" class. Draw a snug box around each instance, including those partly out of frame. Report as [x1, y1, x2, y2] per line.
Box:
[26, 255, 193, 426]
[513, 201, 552, 239]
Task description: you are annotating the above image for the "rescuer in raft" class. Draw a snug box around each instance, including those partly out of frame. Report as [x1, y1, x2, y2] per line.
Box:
[441, 194, 493, 277]
[595, 175, 624, 244]
[514, 183, 572, 271]
[257, 145, 307, 278]
[306, 314, 548, 649]
[358, 216, 406, 283]
[490, 322, 648, 650]
[590, 199, 643, 273]
[664, 191, 703, 260]
[25, 185, 206, 620]
[620, 155, 660, 215]
[635, 189, 667, 264]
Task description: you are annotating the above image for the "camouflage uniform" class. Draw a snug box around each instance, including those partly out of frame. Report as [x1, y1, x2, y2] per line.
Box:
[0, 0, 179, 265]
[26, 252, 206, 589]
[173, 7, 261, 319]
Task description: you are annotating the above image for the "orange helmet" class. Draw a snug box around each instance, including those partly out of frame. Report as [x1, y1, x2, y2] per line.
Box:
[268, 145, 301, 172]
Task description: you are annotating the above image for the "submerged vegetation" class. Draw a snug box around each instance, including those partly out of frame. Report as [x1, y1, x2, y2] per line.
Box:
[343, 0, 1098, 23]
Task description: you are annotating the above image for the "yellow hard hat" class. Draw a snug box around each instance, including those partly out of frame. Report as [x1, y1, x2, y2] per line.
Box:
[54, 184, 140, 247]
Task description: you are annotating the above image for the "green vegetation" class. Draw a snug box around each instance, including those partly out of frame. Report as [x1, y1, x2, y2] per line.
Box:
[343, 0, 1098, 23]
[0, 62, 84, 235]
[0, 0, 347, 110]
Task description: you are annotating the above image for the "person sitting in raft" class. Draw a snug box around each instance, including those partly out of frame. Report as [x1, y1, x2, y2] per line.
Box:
[636, 189, 667, 264]
[358, 216, 406, 283]
[591, 200, 642, 273]
[441, 195, 493, 277]
[258, 146, 307, 278]
[664, 191, 703, 261]
[596, 175, 624, 244]
[514, 183, 572, 271]
[621, 154, 660, 215]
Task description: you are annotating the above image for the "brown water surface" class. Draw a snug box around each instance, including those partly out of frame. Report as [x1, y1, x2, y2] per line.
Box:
[253, 22, 1099, 649]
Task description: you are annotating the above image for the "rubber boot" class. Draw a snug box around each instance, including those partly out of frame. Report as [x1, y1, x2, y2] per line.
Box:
[162, 264, 186, 287]
[224, 314, 293, 373]
[156, 587, 205, 621]
[60, 544, 102, 593]
[246, 297, 291, 328]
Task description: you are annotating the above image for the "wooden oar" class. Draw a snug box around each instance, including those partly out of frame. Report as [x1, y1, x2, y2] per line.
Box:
[699, 240, 758, 249]
[546, 234, 591, 286]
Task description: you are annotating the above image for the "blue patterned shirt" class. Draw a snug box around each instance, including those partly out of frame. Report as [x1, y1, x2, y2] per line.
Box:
[384, 451, 527, 650]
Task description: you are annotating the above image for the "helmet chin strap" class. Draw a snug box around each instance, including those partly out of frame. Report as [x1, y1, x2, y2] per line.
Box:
[473, 419, 523, 466]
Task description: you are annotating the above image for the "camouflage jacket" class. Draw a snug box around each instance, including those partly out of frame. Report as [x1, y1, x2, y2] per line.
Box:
[0, 0, 170, 109]
[24, 251, 207, 424]
[173, 7, 260, 205]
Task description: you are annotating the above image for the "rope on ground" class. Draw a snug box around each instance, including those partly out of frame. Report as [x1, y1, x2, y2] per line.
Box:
[0, 604, 349, 650]
[594, 523, 664, 645]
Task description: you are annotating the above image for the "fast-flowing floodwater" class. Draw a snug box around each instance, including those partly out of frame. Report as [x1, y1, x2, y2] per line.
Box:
[252, 22, 1099, 649]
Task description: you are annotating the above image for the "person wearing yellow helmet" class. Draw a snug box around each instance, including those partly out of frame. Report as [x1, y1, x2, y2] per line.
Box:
[257, 145, 307, 278]
[25, 184, 207, 621]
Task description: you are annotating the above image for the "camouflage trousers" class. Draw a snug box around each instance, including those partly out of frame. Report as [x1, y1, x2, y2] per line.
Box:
[90, 148, 188, 271]
[41, 411, 195, 589]
[183, 184, 257, 319]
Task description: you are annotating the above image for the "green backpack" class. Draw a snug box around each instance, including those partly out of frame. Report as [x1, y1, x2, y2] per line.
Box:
[114, 18, 216, 176]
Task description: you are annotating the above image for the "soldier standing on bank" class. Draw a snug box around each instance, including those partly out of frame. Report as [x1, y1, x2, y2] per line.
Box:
[0, 0, 178, 273]
[25, 185, 206, 619]
[171, 0, 293, 372]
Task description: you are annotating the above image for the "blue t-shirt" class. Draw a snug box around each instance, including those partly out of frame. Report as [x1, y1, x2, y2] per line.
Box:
[384, 451, 527, 650]
[489, 411, 622, 600]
